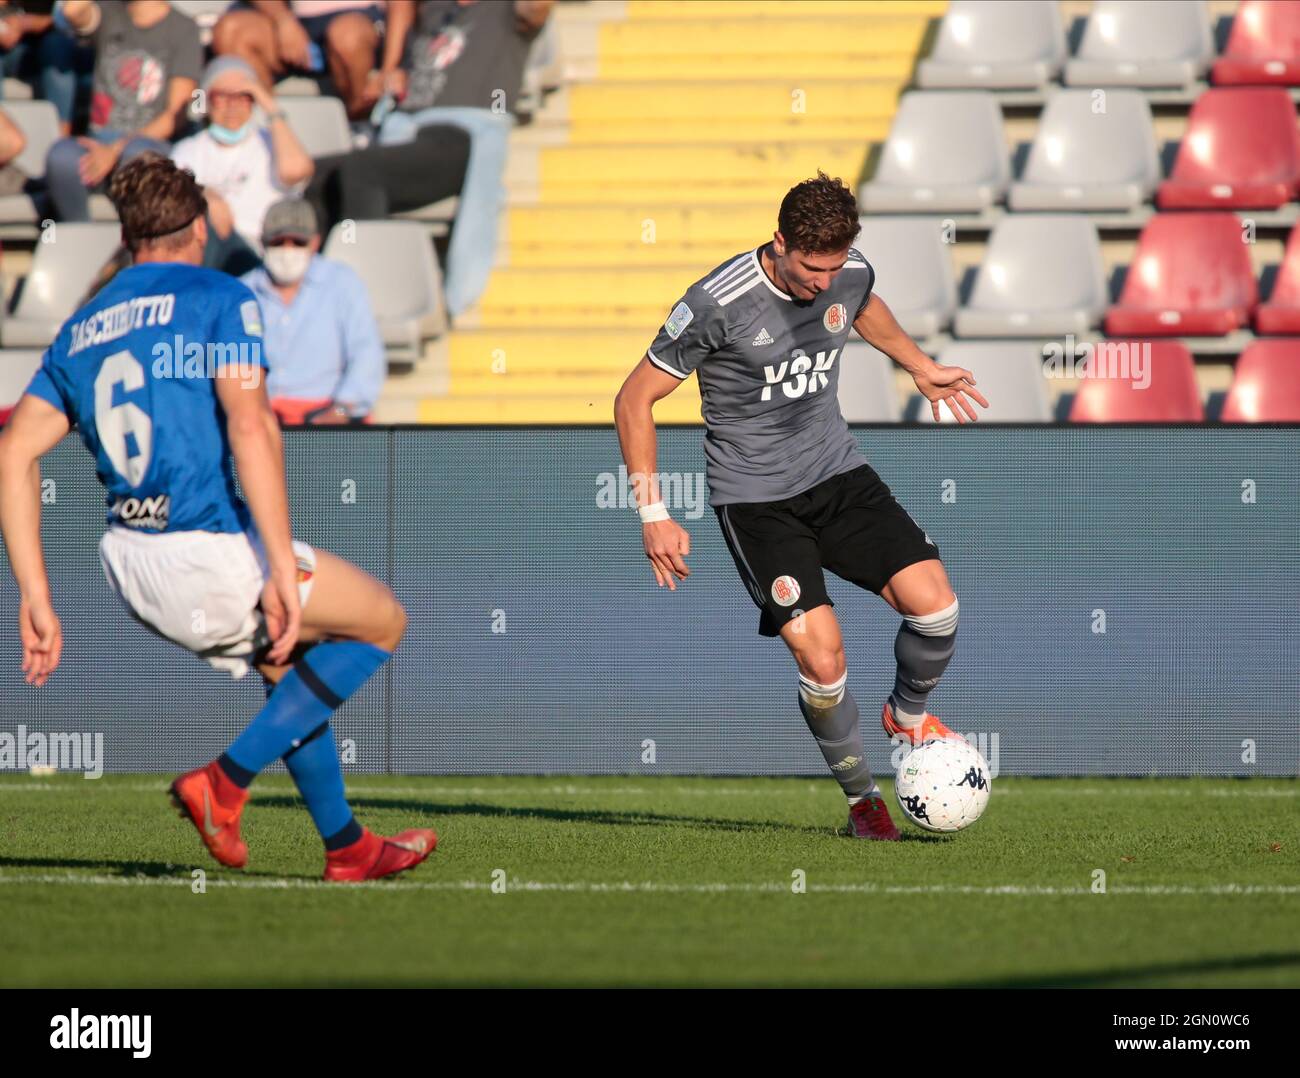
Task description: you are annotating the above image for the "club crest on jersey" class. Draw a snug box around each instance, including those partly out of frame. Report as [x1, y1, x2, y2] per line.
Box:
[771, 575, 801, 607]
[823, 302, 847, 333]
[664, 301, 693, 340]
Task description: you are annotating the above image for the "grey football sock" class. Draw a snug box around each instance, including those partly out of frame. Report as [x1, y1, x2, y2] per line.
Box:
[798, 674, 879, 804]
[889, 600, 959, 726]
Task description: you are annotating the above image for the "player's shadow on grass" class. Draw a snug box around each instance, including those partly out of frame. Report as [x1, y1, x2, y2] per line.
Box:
[251, 793, 858, 838]
[0, 855, 186, 877]
[942, 950, 1300, 989]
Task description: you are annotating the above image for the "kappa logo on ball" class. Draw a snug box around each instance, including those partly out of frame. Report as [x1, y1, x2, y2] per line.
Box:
[823, 302, 847, 333]
[771, 575, 801, 607]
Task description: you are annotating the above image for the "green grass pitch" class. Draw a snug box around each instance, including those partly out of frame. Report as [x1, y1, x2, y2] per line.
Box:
[0, 774, 1297, 987]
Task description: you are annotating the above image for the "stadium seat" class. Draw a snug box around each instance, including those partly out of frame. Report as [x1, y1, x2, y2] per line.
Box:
[918, 342, 1052, 422]
[0, 99, 59, 225]
[1065, 1, 1214, 88]
[1256, 226, 1300, 334]
[837, 341, 899, 421]
[1068, 340, 1204, 421]
[1, 223, 122, 348]
[1212, 1, 1300, 86]
[1009, 89, 1159, 212]
[917, 0, 1065, 89]
[0, 348, 44, 425]
[278, 96, 352, 158]
[322, 220, 446, 353]
[859, 92, 1009, 214]
[954, 215, 1107, 338]
[1157, 88, 1300, 209]
[1220, 339, 1300, 420]
[854, 217, 956, 338]
[1104, 213, 1257, 337]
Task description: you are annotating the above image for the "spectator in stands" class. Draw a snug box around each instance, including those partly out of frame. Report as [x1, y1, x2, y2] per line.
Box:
[44, 1, 201, 222]
[0, 104, 27, 194]
[0, 1, 94, 136]
[241, 197, 385, 425]
[372, 0, 552, 318]
[307, 120, 467, 235]
[212, 1, 386, 122]
[172, 56, 314, 274]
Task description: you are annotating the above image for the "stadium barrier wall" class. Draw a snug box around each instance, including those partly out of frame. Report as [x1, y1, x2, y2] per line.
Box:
[2, 426, 1298, 777]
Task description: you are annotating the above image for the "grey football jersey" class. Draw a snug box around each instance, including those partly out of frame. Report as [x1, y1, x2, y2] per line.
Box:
[647, 243, 875, 506]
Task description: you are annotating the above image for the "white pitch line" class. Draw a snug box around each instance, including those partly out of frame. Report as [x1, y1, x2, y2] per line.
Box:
[0, 782, 1296, 799]
[0, 873, 1296, 897]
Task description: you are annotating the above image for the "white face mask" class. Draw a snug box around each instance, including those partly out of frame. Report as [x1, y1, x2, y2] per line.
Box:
[264, 245, 311, 285]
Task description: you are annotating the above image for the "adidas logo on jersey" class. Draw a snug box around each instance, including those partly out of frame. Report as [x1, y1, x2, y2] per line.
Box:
[751, 327, 774, 346]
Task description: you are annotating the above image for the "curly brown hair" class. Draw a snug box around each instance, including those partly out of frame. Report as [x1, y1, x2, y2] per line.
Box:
[107, 153, 207, 253]
[777, 171, 860, 254]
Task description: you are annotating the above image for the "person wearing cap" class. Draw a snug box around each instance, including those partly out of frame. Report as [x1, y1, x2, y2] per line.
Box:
[241, 197, 385, 426]
[44, 1, 202, 221]
[172, 55, 314, 274]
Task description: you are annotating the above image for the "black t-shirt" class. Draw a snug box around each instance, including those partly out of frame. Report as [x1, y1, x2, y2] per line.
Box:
[401, 0, 539, 114]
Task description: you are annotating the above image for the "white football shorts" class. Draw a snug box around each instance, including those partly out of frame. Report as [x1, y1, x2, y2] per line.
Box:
[98, 525, 316, 679]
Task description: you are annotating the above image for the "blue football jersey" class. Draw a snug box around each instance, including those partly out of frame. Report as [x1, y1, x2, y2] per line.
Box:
[24, 262, 269, 534]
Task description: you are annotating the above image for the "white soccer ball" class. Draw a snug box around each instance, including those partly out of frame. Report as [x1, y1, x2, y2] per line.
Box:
[894, 737, 991, 833]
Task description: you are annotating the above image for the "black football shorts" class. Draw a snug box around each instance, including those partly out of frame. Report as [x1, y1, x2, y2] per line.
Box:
[714, 463, 941, 637]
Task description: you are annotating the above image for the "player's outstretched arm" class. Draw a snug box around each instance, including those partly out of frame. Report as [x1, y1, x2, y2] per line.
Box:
[853, 293, 989, 423]
[614, 356, 692, 590]
[214, 369, 301, 664]
[0, 395, 71, 685]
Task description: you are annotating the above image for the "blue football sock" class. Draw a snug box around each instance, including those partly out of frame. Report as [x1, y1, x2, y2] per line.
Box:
[282, 721, 362, 848]
[225, 640, 389, 777]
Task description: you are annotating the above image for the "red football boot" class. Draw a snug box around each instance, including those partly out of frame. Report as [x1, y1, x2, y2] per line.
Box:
[324, 827, 438, 883]
[881, 699, 963, 746]
[169, 761, 250, 869]
[846, 795, 901, 841]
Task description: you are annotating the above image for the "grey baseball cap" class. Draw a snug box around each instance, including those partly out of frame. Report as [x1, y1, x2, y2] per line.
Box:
[261, 198, 319, 243]
[201, 55, 258, 92]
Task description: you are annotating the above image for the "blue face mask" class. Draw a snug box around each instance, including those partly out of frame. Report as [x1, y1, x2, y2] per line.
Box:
[209, 121, 252, 146]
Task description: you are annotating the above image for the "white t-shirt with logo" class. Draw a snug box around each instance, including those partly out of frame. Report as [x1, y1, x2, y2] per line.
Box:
[171, 127, 299, 250]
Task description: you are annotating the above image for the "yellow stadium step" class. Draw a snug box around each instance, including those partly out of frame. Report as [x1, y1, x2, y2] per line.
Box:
[531, 142, 868, 186]
[515, 180, 862, 205]
[563, 117, 889, 145]
[505, 204, 782, 246]
[565, 80, 903, 122]
[448, 372, 635, 398]
[502, 241, 765, 269]
[476, 264, 743, 312]
[448, 330, 656, 375]
[417, 390, 703, 425]
[596, 18, 930, 59]
[595, 54, 918, 81]
[622, 0, 946, 17]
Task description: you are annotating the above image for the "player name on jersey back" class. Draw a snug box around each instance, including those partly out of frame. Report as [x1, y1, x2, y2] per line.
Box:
[68, 294, 176, 356]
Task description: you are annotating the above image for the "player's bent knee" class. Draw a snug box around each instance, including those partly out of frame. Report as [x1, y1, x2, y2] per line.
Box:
[796, 648, 846, 688]
[902, 597, 959, 638]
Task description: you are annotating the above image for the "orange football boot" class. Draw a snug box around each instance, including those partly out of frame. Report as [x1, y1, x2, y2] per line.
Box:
[169, 761, 250, 869]
[323, 827, 438, 883]
[881, 699, 963, 746]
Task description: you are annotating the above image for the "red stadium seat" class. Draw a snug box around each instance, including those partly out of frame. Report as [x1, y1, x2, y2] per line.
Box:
[1220, 339, 1300, 420]
[1157, 88, 1300, 209]
[1069, 340, 1205, 422]
[1104, 213, 1257, 337]
[1212, 1, 1300, 85]
[1255, 225, 1300, 334]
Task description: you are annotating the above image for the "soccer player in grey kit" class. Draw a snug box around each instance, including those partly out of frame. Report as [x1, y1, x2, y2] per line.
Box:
[615, 173, 989, 840]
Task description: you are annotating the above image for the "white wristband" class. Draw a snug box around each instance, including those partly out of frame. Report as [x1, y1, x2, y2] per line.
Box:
[638, 501, 670, 523]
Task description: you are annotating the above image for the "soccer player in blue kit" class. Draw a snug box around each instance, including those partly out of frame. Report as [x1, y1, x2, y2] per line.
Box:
[615, 173, 989, 840]
[0, 156, 435, 882]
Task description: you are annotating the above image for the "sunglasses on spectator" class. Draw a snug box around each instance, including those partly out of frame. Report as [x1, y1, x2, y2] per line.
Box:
[209, 90, 255, 105]
[265, 236, 313, 247]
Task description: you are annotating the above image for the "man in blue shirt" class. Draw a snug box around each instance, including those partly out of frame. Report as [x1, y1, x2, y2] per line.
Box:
[0, 155, 434, 883]
[242, 198, 385, 425]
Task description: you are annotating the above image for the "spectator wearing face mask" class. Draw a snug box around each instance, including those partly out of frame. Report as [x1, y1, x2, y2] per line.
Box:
[171, 56, 314, 274]
[241, 197, 386, 425]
